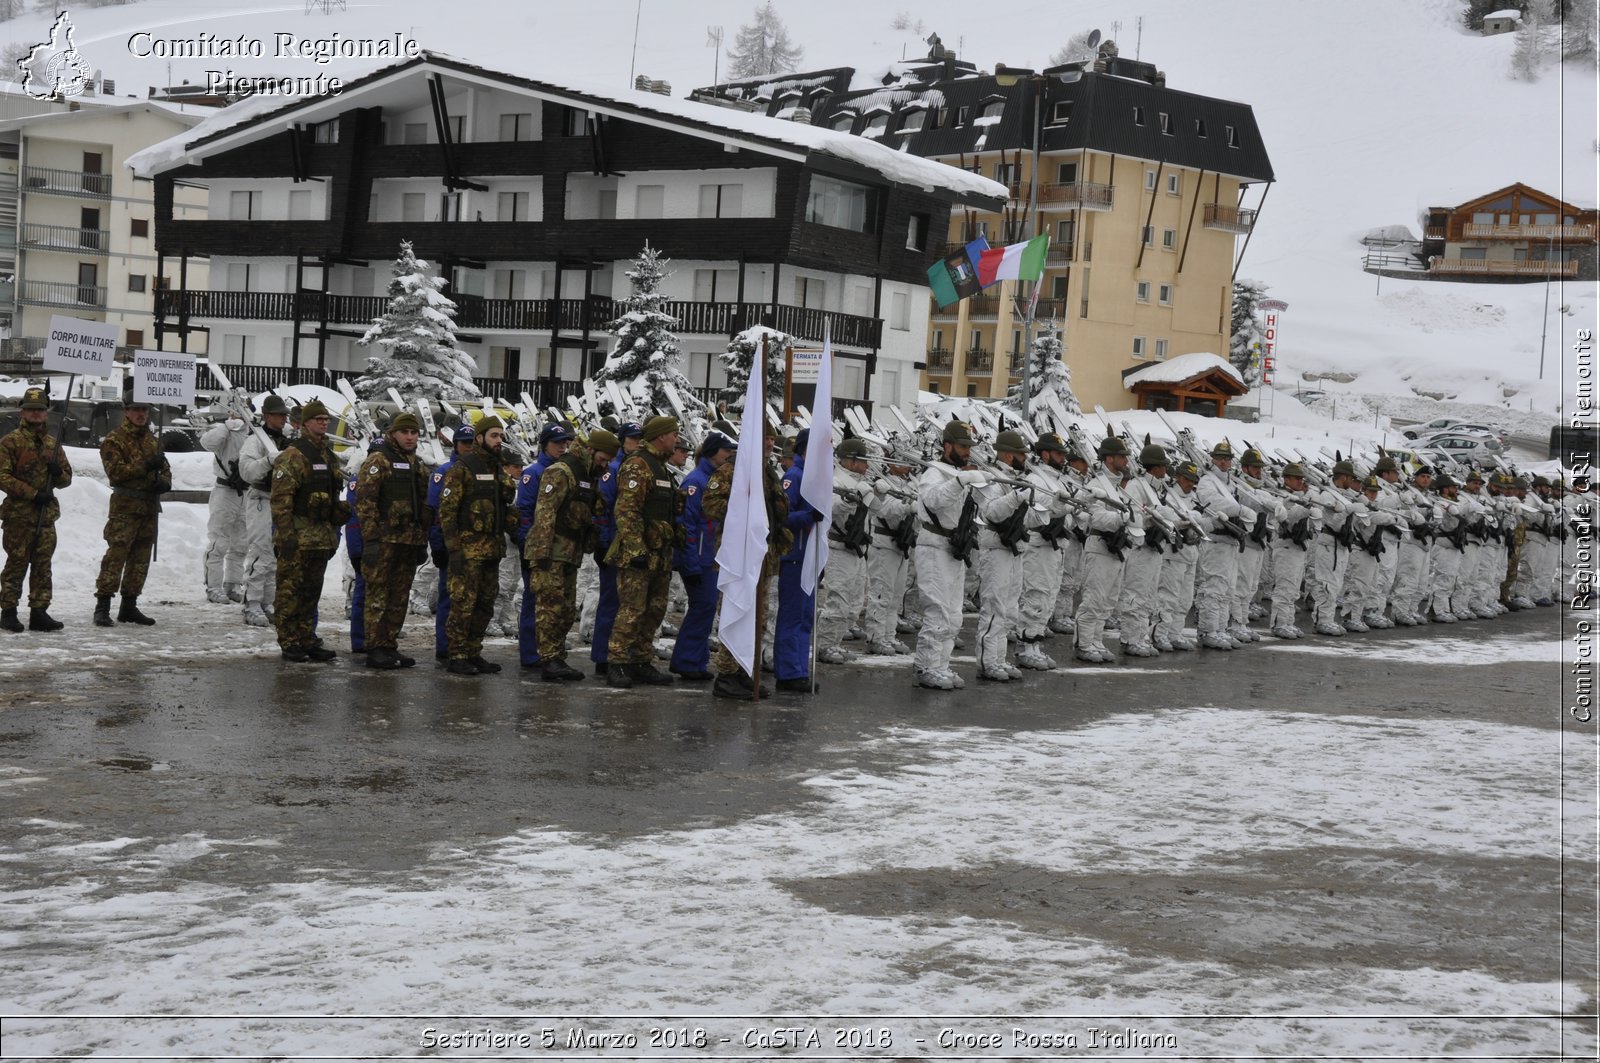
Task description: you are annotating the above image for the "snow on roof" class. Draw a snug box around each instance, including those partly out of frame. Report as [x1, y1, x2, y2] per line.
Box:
[1485, 10, 1522, 19]
[127, 52, 1008, 203]
[1123, 352, 1245, 389]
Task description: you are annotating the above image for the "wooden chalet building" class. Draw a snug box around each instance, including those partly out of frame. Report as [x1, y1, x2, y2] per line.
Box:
[128, 53, 1004, 408]
[1421, 183, 1597, 282]
[1120, 351, 1248, 418]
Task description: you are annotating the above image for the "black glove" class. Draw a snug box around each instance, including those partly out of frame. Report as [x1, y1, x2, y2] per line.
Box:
[276, 535, 298, 557]
[681, 571, 702, 588]
[629, 556, 650, 570]
[348, 552, 363, 567]
[593, 547, 608, 567]
[143, 454, 165, 472]
[153, 476, 172, 495]
[33, 484, 52, 506]
[431, 547, 448, 569]
[811, 509, 825, 523]
[447, 553, 465, 575]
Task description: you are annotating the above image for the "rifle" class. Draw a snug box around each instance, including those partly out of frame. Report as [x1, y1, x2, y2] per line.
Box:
[210, 362, 280, 456]
[948, 491, 979, 564]
[993, 492, 1032, 555]
[335, 378, 382, 446]
[835, 493, 872, 557]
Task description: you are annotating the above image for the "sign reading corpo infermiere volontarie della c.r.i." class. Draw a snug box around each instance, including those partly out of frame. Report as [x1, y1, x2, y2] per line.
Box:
[125, 29, 423, 97]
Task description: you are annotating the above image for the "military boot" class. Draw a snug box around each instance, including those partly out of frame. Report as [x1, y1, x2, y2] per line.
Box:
[633, 661, 674, 686]
[366, 648, 402, 670]
[606, 662, 634, 689]
[28, 608, 63, 632]
[117, 596, 156, 626]
[0, 608, 22, 633]
[93, 596, 113, 628]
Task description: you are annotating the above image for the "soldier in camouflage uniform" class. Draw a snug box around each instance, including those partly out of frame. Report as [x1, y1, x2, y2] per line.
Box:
[605, 415, 681, 689]
[94, 399, 171, 627]
[356, 412, 432, 669]
[528, 429, 616, 681]
[706, 423, 791, 700]
[0, 387, 72, 632]
[269, 400, 348, 661]
[437, 417, 516, 676]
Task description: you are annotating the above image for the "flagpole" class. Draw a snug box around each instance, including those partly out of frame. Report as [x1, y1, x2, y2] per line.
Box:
[1020, 76, 1042, 424]
[807, 342, 822, 694]
[752, 334, 767, 703]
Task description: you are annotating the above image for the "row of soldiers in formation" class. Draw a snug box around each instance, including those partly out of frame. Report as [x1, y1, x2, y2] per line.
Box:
[0, 386, 1582, 695]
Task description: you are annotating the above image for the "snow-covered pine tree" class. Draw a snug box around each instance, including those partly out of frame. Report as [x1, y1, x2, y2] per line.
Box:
[725, 2, 805, 78]
[1229, 279, 1269, 386]
[1511, 0, 1555, 79]
[720, 324, 790, 410]
[354, 241, 480, 400]
[595, 243, 706, 414]
[1005, 328, 1081, 429]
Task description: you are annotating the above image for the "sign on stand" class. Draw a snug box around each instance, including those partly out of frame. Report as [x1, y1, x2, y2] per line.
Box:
[1257, 299, 1289, 420]
[788, 347, 822, 385]
[41, 315, 118, 377]
[133, 349, 196, 407]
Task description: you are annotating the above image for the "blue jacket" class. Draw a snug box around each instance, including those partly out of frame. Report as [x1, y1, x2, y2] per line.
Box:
[343, 480, 363, 560]
[596, 452, 625, 549]
[780, 456, 819, 563]
[425, 454, 458, 552]
[512, 451, 557, 546]
[675, 457, 718, 575]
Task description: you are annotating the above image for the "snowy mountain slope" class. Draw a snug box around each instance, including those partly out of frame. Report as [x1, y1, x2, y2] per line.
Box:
[5, 0, 1593, 420]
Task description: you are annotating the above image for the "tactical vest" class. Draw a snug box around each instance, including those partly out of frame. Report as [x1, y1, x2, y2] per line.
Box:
[553, 454, 599, 543]
[377, 443, 425, 526]
[638, 449, 676, 526]
[455, 449, 505, 538]
[289, 437, 336, 521]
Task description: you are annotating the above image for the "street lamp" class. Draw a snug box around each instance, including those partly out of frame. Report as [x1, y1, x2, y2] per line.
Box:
[992, 63, 1083, 422]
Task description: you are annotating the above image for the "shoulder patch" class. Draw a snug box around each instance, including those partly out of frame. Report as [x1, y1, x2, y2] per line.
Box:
[686, 485, 698, 496]
[521, 474, 531, 485]
[544, 483, 555, 493]
[627, 479, 638, 490]
[432, 472, 443, 483]
[368, 464, 380, 476]
[602, 472, 612, 482]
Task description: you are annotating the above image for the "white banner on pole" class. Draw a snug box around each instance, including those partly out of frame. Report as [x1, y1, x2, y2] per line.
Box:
[133, 349, 196, 406]
[788, 346, 823, 384]
[41, 315, 118, 377]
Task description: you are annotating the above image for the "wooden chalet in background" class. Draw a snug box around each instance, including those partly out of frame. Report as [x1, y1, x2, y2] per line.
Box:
[129, 52, 1003, 409]
[1421, 183, 1597, 282]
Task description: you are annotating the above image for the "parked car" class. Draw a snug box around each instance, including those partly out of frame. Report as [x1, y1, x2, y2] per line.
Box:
[1415, 434, 1504, 466]
[1402, 418, 1507, 445]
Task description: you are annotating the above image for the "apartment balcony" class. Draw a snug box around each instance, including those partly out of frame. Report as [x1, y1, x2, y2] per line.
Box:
[1045, 243, 1074, 264]
[967, 295, 1002, 319]
[1462, 222, 1595, 241]
[964, 348, 993, 373]
[1428, 256, 1578, 278]
[19, 222, 110, 255]
[158, 291, 883, 348]
[1202, 203, 1257, 234]
[1423, 225, 1447, 240]
[926, 347, 953, 373]
[19, 279, 106, 308]
[1038, 181, 1114, 211]
[21, 165, 111, 200]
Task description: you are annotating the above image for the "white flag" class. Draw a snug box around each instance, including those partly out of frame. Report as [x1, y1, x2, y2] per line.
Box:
[798, 326, 835, 595]
[713, 351, 771, 676]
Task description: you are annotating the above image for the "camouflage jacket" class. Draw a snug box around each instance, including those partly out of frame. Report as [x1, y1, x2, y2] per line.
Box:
[605, 443, 680, 570]
[438, 444, 515, 562]
[100, 419, 169, 517]
[355, 442, 432, 546]
[0, 422, 73, 524]
[270, 435, 350, 553]
[525, 452, 601, 567]
[702, 452, 793, 559]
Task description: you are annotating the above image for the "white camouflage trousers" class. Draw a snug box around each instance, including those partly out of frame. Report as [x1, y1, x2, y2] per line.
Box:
[1268, 542, 1310, 630]
[1306, 535, 1349, 628]
[817, 544, 868, 652]
[865, 533, 909, 645]
[974, 545, 1022, 671]
[1117, 544, 1163, 646]
[1155, 544, 1198, 643]
[1075, 536, 1124, 653]
[1230, 544, 1267, 628]
[241, 489, 276, 610]
[204, 486, 248, 590]
[1018, 538, 1062, 640]
[1390, 540, 1431, 618]
[1053, 536, 1084, 623]
[913, 542, 966, 675]
[1195, 540, 1239, 636]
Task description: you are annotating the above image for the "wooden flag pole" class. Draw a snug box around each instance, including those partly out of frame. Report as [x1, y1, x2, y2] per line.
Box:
[751, 333, 767, 703]
[783, 342, 794, 420]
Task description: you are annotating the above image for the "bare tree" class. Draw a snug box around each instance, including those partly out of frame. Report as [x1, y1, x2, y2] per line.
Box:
[725, 2, 805, 79]
[1049, 28, 1100, 67]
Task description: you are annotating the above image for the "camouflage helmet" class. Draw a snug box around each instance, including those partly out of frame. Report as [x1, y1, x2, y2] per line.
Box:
[1210, 440, 1235, 460]
[587, 429, 621, 456]
[942, 420, 975, 445]
[836, 437, 869, 461]
[1331, 460, 1357, 479]
[1174, 461, 1201, 483]
[1373, 455, 1399, 474]
[1240, 447, 1266, 468]
[994, 429, 1028, 454]
[1138, 442, 1169, 468]
[1034, 432, 1067, 454]
[1281, 462, 1308, 480]
[19, 387, 47, 411]
[1097, 434, 1130, 459]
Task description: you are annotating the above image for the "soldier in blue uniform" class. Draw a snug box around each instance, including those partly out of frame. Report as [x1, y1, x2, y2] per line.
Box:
[427, 424, 476, 660]
[775, 428, 823, 693]
[669, 429, 736, 680]
[590, 420, 643, 676]
[512, 422, 573, 668]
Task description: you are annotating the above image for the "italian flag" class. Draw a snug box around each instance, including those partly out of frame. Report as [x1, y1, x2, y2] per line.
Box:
[977, 234, 1050, 287]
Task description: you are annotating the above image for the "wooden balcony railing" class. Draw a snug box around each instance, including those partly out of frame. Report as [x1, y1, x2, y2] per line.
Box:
[1462, 222, 1595, 241]
[19, 279, 106, 308]
[1202, 203, 1257, 234]
[19, 222, 109, 254]
[926, 347, 954, 372]
[1423, 226, 1447, 240]
[21, 165, 111, 199]
[1038, 181, 1114, 210]
[1429, 256, 1579, 278]
[965, 348, 993, 372]
[967, 295, 1002, 318]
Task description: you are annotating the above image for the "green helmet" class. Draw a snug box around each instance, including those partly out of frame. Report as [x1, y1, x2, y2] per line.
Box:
[1174, 461, 1201, 482]
[1138, 443, 1169, 467]
[836, 438, 869, 460]
[1240, 448, 1265, 467]
[1034, 432, 1067, 454]
[1434, 473, 1458, 491]
[1097, 435, 1129, 459]
[1282, 463, 1307, 480]
[1331, 460, 1357, 479]
[942, 420, 975, 445]
[994, 429, 1028, 454]
[1374, 455, 1399, 474]
[1210, 440, 1234, 459]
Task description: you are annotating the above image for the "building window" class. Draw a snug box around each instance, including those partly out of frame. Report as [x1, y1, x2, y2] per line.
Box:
[126, 329, 144, 347]
[288, 189, 312, 220]
[1142, 225, 1154, 247]
[1460, 247, 1487, 260]
[1050, 100, 1074, 125]
[891, 290, 910, 331]
[1080, 268, 1090, 317]
[499, 113, 532, 141]
[1011, 329, 1022, 354]
[863, 113, 889, 137]
[1196, 118, 1208, 137]
[1167, 173, 1180, 196]
[1132, 336, 1146, 358]
[130, 218, 148, 238]
[1145, 169, 1157, 191]
[805, 174, 877, 233]
[1133, 106, 1145, 126]
[981, 101, 1005, 120]
[447, 115, 466, 143]
[1136, 280, 1151, 302]
[635, 184, 665, 219]
[995, 162, 1016, 186]
[402, 122, 427, 145]
[1056, 161, 1078, 185]
[698, 183, 743, 218]
[229, 190, 261, 220]
[1226, 124, 1239, 148]
[831, 113, 854, 132]
[564, 108, 589, 137]
[312, 119, 339, 144]
[900, 110, 926, 133]
[441, 192, 462, 221]
[969, 331, 984, 351]
[1162, 228, 1177, 250]
[1056, 217, 1075, 246]
[955, 106, 969, 126]
[401, 192, 426, 222]
[1052, 275, 1069, 299]
[1154, 338, 1168, 360]
[906, 212, 929, 251]
[499, 191, 529, 221]
[1159, 111, 1173, 135]
[128, 274, 146, 293]
[1158, 283, 1173, 305]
